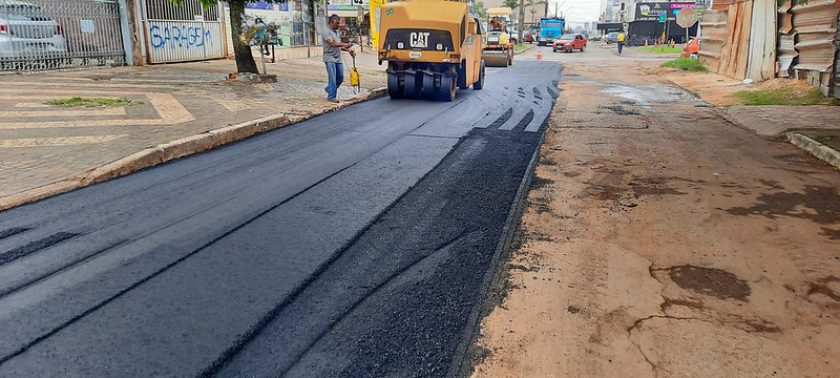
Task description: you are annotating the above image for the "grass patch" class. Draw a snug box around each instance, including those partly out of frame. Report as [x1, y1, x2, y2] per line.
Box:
[642, 46, 683, 54]
[734, 88, 838, 106]
[661, 57, 708, 72]
[514, 44, 530, 53]
[46, 96, 139, 107]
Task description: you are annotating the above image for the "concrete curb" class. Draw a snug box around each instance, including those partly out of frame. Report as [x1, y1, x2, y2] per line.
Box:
[0, 87, 388, 212]
[787, 132, 840, 171]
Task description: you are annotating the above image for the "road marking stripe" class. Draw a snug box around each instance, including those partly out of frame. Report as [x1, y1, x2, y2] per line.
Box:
[0, 135, 127, 148]
[0, 108, 127, 118]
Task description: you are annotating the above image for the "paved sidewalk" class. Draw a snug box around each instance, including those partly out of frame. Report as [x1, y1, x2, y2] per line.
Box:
[0, 51, 387, 207]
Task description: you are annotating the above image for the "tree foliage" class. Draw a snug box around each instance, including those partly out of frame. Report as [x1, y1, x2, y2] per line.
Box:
[474, 1, 487, 18]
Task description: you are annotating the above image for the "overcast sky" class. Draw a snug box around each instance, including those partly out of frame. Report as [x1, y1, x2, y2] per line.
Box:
[549, 0, 602, 23]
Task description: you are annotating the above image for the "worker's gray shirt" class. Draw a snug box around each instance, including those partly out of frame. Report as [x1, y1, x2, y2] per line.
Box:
[322, 28, 343, 64]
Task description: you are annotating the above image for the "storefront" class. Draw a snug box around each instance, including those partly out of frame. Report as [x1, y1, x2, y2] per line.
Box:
[628, 2, 698, 44]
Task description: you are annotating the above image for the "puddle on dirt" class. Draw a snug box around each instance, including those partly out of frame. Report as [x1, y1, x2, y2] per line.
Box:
[667, 265, 751, 302]
[726, 185, 839, 225]
[600, 105, 641, 116]
[601, 84, 705, 109]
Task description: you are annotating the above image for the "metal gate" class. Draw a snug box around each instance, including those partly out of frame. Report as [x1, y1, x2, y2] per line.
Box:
[141, 0, 225, 63]
[0, 0, 126, 72]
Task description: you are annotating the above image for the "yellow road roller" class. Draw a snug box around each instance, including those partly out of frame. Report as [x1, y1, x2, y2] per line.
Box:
[483, 7, 514, 67]
[378, 0, 486, 101]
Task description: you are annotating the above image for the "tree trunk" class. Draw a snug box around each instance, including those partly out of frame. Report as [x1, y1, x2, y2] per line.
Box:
[229, 1, 258, 74]
[518, 0, 524, 43]
[125, 0, 145, 66]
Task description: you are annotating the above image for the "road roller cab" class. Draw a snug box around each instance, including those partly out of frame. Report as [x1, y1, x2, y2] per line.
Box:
[378, 0, 486, 101]
[483, 7, 515, 67]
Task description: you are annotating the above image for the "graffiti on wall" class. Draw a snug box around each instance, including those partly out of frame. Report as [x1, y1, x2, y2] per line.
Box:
[148, 23, 214, 49]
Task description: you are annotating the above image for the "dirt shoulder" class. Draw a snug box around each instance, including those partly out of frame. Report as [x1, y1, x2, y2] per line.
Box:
[471, 57, 840, 377]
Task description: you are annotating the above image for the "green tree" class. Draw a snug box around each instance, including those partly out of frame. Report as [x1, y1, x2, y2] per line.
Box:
[503, 0, 519, 10]
[474, 1, 487, 18]
[169, 0, 296, 74]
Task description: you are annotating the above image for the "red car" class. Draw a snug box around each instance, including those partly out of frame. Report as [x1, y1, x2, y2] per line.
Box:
[553, 34, 587, 53]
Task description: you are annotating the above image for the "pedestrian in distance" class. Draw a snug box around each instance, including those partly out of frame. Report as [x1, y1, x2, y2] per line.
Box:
[322, 14, 356, 103]
[617, 31, 625, 55]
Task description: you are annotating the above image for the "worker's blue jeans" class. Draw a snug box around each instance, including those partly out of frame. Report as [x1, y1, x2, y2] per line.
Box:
[618, 42, 625, 54]
[325, 62, 344, 100]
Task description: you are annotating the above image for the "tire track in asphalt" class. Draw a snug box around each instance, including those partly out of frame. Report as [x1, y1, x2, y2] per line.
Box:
[0, 233, 79, 266]
[488, 108, 514, 129]
[512, 109, 536, 132]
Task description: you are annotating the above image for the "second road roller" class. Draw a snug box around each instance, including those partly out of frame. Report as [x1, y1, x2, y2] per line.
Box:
[377, 0, 486, 101]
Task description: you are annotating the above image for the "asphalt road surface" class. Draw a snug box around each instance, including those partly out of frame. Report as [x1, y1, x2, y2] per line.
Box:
[0, 61, 561, 377]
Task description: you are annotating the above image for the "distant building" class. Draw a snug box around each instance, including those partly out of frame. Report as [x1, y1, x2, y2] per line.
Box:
[481, 0, 547, 24]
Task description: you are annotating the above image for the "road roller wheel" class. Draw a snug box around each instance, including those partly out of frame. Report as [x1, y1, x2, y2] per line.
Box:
[422, 73, 437, 99]
[438, 73, 457, 102]
[404, 72, 421, 98]
[387, 73, 403, 99]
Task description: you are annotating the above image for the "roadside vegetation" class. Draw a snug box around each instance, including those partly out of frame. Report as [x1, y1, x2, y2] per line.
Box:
[661, 57, 708, 72]
[642, 46, 683, 54]
[515, 44, 530, 53]
[46, 97, 139, 108]
[734, 88, 838, 106]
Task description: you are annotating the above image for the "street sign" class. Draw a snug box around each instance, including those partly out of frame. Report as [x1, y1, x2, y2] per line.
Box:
[658, 12, 667, 23]
[676, 7, 697, 28]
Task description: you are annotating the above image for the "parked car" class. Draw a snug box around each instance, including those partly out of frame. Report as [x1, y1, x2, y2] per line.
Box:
[605, 32, 619, 44]
[553, 34, 587, 53]
[0, 0, 67, 67]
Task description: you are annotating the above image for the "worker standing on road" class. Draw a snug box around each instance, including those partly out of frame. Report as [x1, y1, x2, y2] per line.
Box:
[617, 31, 626, 55]
[322, 14, 356, 103]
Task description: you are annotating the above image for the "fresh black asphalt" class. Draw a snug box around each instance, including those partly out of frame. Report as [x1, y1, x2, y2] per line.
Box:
[0, 61, 562, 377]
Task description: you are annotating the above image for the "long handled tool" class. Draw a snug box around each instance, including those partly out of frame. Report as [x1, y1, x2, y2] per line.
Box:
[350, 53, 361, 94]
